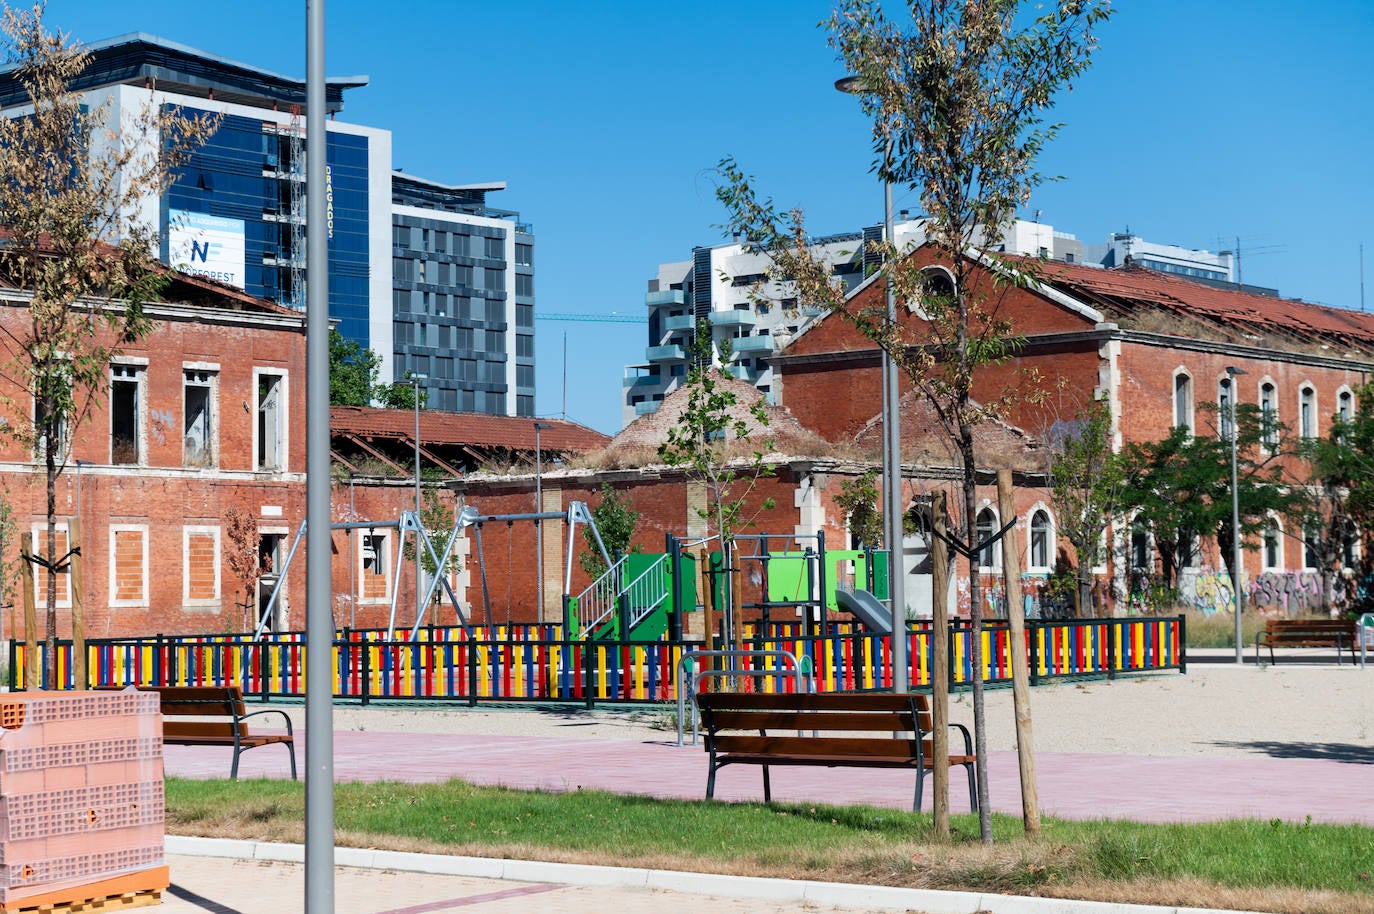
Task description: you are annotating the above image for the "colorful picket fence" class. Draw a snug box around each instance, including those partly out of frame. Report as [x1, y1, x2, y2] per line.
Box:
[10, 615, 1184, 705]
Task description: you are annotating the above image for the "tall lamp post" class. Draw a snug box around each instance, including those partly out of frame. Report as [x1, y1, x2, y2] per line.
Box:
[1226, 365, 1247, 664]
[534, 422, 554, 622]
[411, 373, 427, 627]
[836, 75, 907, 691]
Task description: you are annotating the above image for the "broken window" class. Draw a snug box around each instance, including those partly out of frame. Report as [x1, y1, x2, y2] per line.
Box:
[256, 373, 284, 471]
[184, 369, 216, 468]
[111, 364, 143, 465]
[359, 532, 390, 603]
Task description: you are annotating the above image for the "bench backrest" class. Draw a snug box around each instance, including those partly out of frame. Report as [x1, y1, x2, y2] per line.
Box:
[149, 686, 250, 739]
[1264, 620, 1353, 633]
[696, 692, 931, 761]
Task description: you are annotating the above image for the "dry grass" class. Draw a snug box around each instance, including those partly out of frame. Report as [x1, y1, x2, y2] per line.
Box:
[171, 816, 1374, 914]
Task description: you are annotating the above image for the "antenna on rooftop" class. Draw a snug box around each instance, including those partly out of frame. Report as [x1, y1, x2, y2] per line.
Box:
[1362, 243, 1366, 312]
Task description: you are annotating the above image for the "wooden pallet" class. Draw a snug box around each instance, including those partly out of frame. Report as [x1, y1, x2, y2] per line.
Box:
[0, 866, 168, 913]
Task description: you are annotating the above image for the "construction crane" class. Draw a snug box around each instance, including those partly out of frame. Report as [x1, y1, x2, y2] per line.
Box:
[537, 312, 646, 324]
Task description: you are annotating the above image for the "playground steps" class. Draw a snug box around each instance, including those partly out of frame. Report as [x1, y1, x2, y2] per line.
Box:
[0, 693, 164, 911]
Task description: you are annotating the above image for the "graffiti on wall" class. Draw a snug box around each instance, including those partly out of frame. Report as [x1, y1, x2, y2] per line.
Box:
[1249, 571, 1325, 614]
[971, 574, 1075, 620]
[1178, 570, 1234, 616]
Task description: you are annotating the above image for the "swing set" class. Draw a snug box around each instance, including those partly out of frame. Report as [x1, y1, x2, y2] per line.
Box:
[255, 501, 611, 642]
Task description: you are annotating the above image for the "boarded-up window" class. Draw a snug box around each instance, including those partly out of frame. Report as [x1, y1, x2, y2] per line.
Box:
[359, 532, 389, 603]
[110, 526, 148, 606]
[184, 527, 220, 604]
[30, 523, 70, 608]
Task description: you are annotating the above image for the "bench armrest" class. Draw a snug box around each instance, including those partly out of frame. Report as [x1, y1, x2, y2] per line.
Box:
[238, 707, 294, 736]
[947, 722, 974, 755]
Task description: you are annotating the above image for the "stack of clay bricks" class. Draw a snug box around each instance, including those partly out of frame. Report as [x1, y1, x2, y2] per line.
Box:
[0, 690, 167, 912]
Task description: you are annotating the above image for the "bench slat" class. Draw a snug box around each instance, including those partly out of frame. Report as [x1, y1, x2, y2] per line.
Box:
[698, 692, 921, 712]
[705, 710, 924, 732]
[713, 734, 935, 760]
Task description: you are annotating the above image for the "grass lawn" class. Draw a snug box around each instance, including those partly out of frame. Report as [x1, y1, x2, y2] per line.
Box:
[166, 778, 1374, 913]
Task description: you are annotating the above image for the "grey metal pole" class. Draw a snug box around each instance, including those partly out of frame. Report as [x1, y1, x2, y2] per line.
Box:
[883, 168, 908, 692]
[304, 2, 334, 910]
[413, 373, 426, 628]
[1227, 366, 1246, 664]
[534, 422, 553, 621]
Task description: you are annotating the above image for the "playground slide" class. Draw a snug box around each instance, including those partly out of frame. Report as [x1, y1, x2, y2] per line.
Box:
[834, 588, 892, 634]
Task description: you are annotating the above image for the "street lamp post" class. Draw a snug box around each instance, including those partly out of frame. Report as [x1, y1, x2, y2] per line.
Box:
[412, 373, 427, 627]
[534, 422, 554, 621]
[836, 75, 908, 691]
[1226, 366, 1247, 664]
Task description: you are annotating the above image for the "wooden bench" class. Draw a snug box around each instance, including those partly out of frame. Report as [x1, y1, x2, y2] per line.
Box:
[147, 686, 296, 780]
[1255, 619, 1355, 665]
[695, 691, 976, 812]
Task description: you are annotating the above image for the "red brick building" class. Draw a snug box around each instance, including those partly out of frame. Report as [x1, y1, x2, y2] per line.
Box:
[0, 273, 308, 640]
[776, 246, 1374, 615]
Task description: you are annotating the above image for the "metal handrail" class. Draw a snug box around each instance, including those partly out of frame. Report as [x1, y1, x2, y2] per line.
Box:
[573, 555, 628, 634]
[674, 649, 810, 746]
[623, 554, 671, 630]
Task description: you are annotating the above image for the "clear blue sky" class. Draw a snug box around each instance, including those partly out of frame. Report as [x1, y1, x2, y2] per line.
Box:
[43, 0, 1374, 435]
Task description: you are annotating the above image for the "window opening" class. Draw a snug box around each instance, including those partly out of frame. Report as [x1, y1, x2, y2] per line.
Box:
[111, 364, 141, 464]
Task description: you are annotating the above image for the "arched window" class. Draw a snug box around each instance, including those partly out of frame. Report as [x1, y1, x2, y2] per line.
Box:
[1173, 371, 1193, 432]
[1299, 385, 1316, 439]
[1262, 518, 1282, 571]
[1259, 381, 1278, 448]
[975, 507, 999, 571]
[1029, 510, 1052, 571]
[1217, 376, 1234, 439]
[1338, 388, 1354, 423]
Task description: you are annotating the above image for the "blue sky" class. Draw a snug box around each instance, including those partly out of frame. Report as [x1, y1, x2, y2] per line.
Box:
[43, 0, 1374, 435]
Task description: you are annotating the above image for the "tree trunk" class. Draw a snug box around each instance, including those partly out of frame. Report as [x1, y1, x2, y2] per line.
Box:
[960, 435, 992, 844]
[1077, 566, 1094, 619]
[44, 443, 57, 689]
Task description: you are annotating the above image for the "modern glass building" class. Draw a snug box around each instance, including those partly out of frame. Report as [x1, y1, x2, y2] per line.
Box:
[0, 32, 534, 416]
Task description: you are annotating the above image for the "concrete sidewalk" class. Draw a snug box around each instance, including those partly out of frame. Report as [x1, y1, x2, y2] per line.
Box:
[156, 837, 1251, 914]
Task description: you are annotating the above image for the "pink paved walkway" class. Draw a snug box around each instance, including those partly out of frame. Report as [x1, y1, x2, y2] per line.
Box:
[162, 728, 1373, 826]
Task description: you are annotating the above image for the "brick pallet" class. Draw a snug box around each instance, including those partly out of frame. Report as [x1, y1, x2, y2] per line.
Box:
[0, 692, 166, 911]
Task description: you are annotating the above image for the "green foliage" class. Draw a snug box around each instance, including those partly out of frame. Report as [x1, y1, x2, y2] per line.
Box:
[835, 470, 884, 548]
[657, 320, 776, 547]
[0, 493, 14, 613]
[579, 485, 640, 580]
[329, 328, 424, 408]
[403, 488, 459, 579]
[1046, 400, 1124, 615]
[1120, 404, 1300, 589]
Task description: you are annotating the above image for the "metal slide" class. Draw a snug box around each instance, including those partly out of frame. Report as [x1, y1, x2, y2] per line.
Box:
[834, 588, 893, 634]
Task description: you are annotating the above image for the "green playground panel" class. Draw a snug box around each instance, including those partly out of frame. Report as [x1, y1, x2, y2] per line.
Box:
[704, 550, 890, 612]
[590, 552, 697, 641]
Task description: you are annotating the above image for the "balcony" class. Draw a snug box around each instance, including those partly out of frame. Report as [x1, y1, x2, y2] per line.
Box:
[645, 344, 686, 362]
[713, 309, 757, 328]
[622, 368, 663, 389]
[664, 314, 695, 332]
[729, 335, 776, 354]
[645, 289, 687, 307]
[729, 364, 764, 384]
[635, 400, 661, 416]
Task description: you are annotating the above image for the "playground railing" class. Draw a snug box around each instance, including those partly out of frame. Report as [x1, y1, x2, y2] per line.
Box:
[674, 648, 811, 746]
[571, 555, 628, 635]
[10, 615, 1185, 706]
[623, 554, 672, 631]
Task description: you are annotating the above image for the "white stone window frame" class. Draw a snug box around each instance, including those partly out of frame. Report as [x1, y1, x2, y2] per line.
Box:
[109, 356, 150, 467]
[1336, 385, 1355, 422]
[108, 523, 150, 608]
[29, 520, 72, 610]
[1171, 366, 1194, 435]
[182, 525, 222, 607]
[1261, 513, 1285, 572]
[252, 368, 290, 473]
[974, 503, 1001, 573]
[1297, 382, 1318, 440]
[357, 529, 392, 605]
[1216, 374, 1237, 440]
[183, 362, 220, 469]
[1258, 376, 1279, 451]
[1026, 503, 1055, 574]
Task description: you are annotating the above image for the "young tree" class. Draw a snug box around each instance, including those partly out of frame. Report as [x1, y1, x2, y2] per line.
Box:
[579, 484, 640, 580]
[716, 0, 1111, 843]
[223, 505, 259, 632]
[834, 469, 883, 550]
[1045, 400, 1123, 616]
[329, 327, 422, 408]
[0, 5, 218, 685]
[658, 320, 776, 648]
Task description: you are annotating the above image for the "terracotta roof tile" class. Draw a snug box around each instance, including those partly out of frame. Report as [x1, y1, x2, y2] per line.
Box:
[331, 405, 609, 453]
